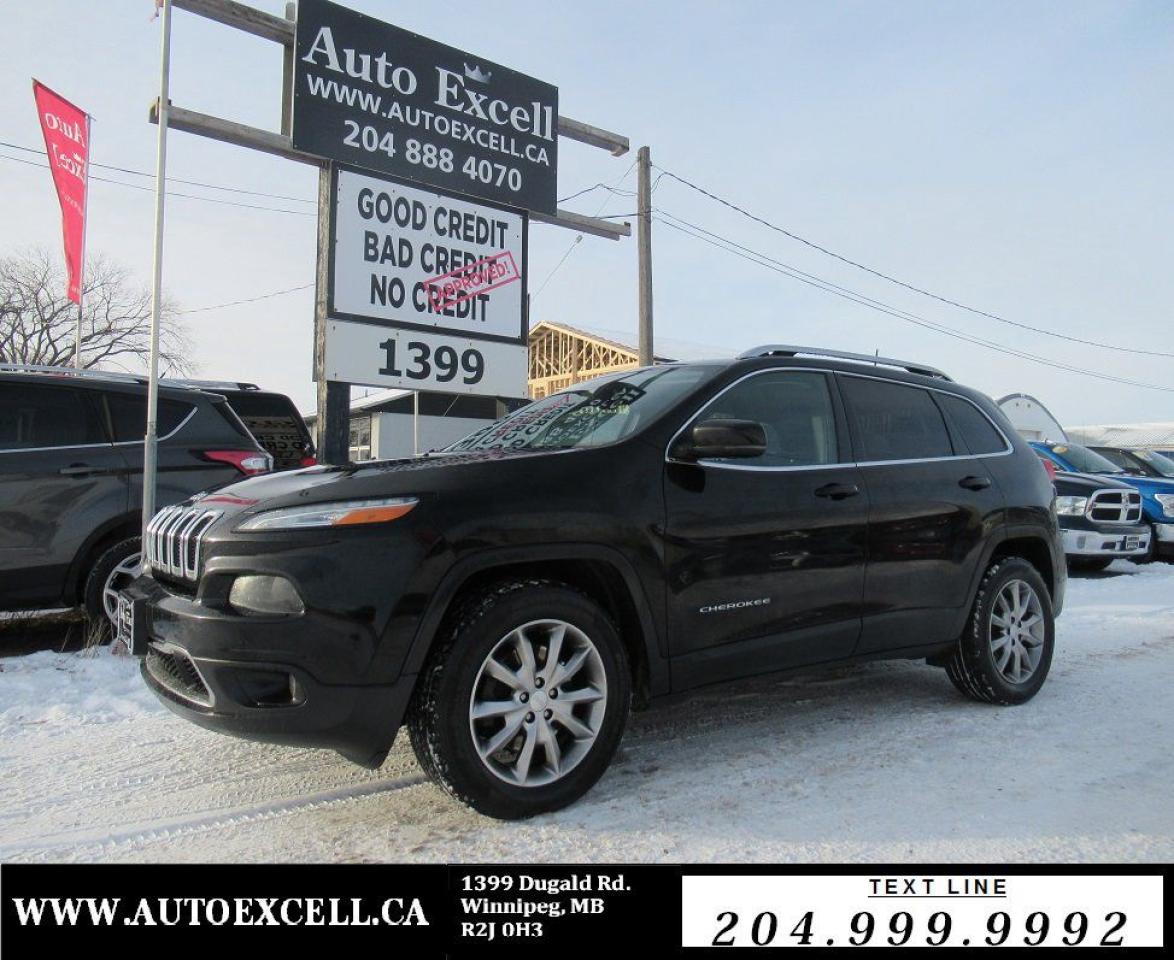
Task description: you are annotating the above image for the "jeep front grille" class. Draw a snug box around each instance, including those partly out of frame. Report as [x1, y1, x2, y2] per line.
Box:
[145, 505, 221, 580]
[1088, 489, 1143, 524]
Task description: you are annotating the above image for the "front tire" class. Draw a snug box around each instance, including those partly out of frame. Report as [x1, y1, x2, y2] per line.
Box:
[946, 557, 1055, 705]
[83, 536, 142, 639]
[407, 580, 630, 819]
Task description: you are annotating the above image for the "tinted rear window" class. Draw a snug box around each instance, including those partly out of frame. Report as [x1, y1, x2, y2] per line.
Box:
[219, 393, 312, 467]
[219, 392, 302, 421]
[105, 393, 194, 442]
[937, 394, 1007, 455]
[840, 376, 953, 462]
[0, 382, 105, 449]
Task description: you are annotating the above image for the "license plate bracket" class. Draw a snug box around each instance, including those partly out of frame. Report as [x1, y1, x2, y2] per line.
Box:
[116, 593, 148, 656]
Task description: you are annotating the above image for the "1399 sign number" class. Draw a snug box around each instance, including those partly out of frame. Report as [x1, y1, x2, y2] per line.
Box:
[378, 338, 484, 385]
[712, 909, 1129, 948]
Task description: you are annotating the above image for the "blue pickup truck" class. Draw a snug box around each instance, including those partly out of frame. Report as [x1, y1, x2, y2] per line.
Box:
[1032, 441, 1174, 562]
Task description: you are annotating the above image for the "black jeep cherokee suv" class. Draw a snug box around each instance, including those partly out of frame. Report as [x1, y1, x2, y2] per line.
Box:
[124, 346, 1064, 819]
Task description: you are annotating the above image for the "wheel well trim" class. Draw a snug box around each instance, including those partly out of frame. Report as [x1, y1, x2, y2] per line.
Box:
[955, 527, 1058, 634]
[64, 511, 142, 605]
[401, 543, 668, 698]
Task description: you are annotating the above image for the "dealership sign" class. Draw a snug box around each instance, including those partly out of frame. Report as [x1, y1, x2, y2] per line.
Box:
[294, 0, 558, 214]
[330, 166, 526, 343]
[326, 166, 527, 396]
[323, 320, 528, 397]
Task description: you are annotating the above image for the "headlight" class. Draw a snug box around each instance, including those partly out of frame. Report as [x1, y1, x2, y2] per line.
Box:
[1155, 493, 1174, 518]
[1054, 495, 1088, 516]
[229, 575, 304, 616]
[236, 497, 418, 531]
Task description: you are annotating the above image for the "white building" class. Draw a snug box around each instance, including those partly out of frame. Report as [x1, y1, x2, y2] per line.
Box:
[996, 393, 1068, 442]
[306, 389, 526, 461]
[1065, 421, 1174, 454]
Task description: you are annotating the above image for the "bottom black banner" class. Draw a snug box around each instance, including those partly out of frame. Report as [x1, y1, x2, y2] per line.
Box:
[1, 863, 1168, 955]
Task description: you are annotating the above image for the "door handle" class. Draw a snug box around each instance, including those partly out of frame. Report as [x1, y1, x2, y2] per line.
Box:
[959, 475, 992, 491]
[814, 482, 860, 500]
[59, 464, 98, 477]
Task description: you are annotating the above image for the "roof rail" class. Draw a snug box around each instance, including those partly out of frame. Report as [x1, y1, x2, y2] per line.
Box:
[0, 363, 148, 384]
[163, 378, 260, 392]
[0, 364, 261, 394]
[738, 344, 952, 381]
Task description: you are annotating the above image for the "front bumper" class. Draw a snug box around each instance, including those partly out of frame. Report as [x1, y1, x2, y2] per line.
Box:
[127, 577, 413, 767]
[1061, 525, 1150, 558]
[1155, 522, 1174, 558]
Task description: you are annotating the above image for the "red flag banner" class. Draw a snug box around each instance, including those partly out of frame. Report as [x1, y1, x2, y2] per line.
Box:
[32, 80, 89, 305]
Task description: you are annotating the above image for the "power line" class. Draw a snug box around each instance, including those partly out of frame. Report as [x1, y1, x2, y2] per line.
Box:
[653, 209, 1174, 395]
[0, 139, 315, 205]
[532, 236, 580, 298]
[532, 159, 639, 306]
[0, 152, 313, 217]
[653, 164, 1174, 360]
[177, 282, 315, 315]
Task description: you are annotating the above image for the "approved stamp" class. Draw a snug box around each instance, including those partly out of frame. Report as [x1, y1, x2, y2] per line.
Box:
[425, 250, 521, 314]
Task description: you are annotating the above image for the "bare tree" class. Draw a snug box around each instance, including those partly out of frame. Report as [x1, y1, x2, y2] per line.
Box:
[0, 247, 194, 374]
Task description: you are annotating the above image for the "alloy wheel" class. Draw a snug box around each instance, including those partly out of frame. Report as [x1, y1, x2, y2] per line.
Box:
[989, 578, 1045, 684]
[102, 553, 142, 624]
[468, 619, 608, 787]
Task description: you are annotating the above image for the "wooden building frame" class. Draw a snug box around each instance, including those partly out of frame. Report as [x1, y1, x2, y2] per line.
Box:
[527, 320, 673, 398]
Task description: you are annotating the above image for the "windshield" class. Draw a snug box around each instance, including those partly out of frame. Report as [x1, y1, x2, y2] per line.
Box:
[1051, 443, 1124, 474]
[445, 364, 721, 452]
[1134, 449, 1174, 477]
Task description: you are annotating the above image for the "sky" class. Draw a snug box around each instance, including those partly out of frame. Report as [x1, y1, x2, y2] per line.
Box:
[1, 0, 1172, 423]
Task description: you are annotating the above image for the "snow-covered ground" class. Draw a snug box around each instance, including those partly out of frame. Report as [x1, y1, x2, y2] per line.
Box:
[1, 562, 1171, 863]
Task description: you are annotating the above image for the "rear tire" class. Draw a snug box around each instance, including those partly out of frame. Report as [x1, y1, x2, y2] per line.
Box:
[83, 536, 141, 640]
[407, 579, 631, 819]
[946, 557, 1054, 705]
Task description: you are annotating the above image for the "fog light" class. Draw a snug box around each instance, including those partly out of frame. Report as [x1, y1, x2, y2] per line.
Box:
[229, 575, 304, 616]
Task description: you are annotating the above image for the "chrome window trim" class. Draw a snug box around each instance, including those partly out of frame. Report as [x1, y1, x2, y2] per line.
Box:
[0, 405, 198, 455]
[664, 365, 1015, 473]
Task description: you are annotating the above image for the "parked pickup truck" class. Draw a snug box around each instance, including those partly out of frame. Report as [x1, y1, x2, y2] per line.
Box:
[1051, 471, 1151, 571]
[1032, 441, 1174, 563]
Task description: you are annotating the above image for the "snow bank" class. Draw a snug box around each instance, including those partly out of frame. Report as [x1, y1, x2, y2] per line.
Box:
[0, 649, 157, 733]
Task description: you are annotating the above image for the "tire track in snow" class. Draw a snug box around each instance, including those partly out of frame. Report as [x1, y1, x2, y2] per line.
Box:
[1, 772, 427, 861]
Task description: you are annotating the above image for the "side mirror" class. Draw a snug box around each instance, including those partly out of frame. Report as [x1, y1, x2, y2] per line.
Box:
[674, 418, 767, 461]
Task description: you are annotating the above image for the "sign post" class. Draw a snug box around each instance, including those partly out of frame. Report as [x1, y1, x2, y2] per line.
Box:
[143, 0, 173, 541]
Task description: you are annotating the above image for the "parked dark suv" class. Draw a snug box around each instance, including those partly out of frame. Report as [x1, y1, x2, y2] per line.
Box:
[170, 380, 316, 471]
[122, 346, 1064, 818]
[0, 367, 271, 631]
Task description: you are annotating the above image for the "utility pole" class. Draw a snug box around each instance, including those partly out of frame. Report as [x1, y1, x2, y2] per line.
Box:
[313, 164, 350, 464]
[636, 145, 653, 367]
